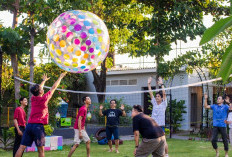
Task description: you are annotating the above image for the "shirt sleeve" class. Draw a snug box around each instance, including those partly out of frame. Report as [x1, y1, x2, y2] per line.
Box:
[228, 114, 232, 121]
[225, 104, 229, 111]
[210, 104, 215, 110]
[133, 117, 139, 132]
[13, 108, 19, 119]
[118, 109, 123, 116]
[42, 91, 52, 101]
[151, 97, 157, 106]
[102, 110, 107, 116]
[163, 99, 168, 108]
[78, 108, 86, 117]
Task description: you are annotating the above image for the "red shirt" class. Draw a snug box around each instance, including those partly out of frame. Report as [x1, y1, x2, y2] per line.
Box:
[28, 91, 52, 125]
[14, 107, 26, 127]
[74, 105, 87, 130]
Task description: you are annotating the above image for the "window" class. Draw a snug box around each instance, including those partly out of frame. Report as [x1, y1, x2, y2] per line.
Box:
[120, 80, 127, 85]
[128, 79, 137, 85]
[111, 80, 119, 85]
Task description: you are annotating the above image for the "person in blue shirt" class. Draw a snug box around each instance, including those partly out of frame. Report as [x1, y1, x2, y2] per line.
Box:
[204, 94, 231, 157]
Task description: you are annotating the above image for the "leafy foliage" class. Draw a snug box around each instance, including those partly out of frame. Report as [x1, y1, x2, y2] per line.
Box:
[166, 99, 187, 132]
[44, 124, 54, 136]
[0, 127, 15, 150]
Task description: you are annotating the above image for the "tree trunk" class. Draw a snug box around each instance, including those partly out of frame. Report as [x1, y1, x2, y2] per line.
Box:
[11, 0, 20, 108]
[11, 54, 20, 107]
[28, 27, 35, 118]
[91, 59, 107, 103]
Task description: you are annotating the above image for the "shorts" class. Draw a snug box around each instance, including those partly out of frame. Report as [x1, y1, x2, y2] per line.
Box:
[106, 126, 119, 140]
[136, 136, 166, 157]
[74, 129, 90, 144]
[21, 123, 45, 147]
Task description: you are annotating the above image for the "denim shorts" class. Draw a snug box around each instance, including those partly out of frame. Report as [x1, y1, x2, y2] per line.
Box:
[21, 123, 45, 147]
[106, 126, 119, 140]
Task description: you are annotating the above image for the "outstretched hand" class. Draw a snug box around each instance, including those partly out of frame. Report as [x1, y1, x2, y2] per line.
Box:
[120, 104, 125, 110]
[99, 105, 104, 110]
[42, 73, 50, 81]
[157, 76, 163, 85]
[148, 77, 152, 84]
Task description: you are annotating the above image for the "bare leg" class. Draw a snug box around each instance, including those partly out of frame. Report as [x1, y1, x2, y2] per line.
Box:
[15, 145, 26, 157]
[108, 140, 113, 152]
[215, 148, 219, 157]
[115, 139, 119, 153]
[225, 151, 228, 157]
[37, 146, 45, 157]
[68, 144, 79, 157]
[165, 143, 168, 155]
[86, 140, 91, 157]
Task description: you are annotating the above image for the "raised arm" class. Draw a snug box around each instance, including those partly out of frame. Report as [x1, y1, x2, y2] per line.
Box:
[40, 73, 50, 89]
[50, 72, 67, 95]
[204, 94, 211, 109]
[99, 105, 104, 117]
[158, 77, 166, 100]
[120, 104, 126, 117]
[148, 77, 154, 99]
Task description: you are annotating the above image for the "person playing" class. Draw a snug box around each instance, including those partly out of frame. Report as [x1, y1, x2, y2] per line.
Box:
[15, 72, 66, 157]
[132, 105, 166, 157]
[148, 76, 169, 157]
[99, 99, 126, 153]
[204, 94, 230, 157]
[68, 96, 91, 157]
[13, 97, 28, 157]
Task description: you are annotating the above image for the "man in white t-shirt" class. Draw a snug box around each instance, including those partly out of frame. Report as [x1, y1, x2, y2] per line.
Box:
[148, 76, 169, 157]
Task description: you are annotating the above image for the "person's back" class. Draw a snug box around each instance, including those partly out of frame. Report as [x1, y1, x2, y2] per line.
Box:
[133, 113, 164, 139]
[28, 91, 51, 125]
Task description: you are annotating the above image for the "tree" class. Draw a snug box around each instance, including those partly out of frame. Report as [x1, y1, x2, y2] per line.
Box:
[0, 0, 21, 107]
[200, 1, 232, 82]
[89, 0, 150, 103]
[126, 0, 226, 88]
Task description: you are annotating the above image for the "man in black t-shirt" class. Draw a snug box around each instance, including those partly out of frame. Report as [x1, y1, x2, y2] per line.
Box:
[99, 99, 126, 153]
[132, 105, 166, 157]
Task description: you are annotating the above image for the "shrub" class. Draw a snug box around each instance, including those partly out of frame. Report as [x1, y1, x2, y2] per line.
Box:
[44, 124, 54, 136]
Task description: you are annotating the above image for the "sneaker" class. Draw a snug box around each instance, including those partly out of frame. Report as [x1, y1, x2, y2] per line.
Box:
[225, 154, 228, 157]
[115, 150, 119, 153]
[165, 154, 169, 157]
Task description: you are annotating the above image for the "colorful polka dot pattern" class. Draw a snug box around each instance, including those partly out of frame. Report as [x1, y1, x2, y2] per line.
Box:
[47, 10, 110, 73]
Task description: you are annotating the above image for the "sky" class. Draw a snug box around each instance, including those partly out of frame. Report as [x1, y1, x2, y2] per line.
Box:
[0, 10, 215, 68]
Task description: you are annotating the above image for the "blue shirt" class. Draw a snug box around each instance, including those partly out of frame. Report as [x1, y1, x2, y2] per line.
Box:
[210, 104, 229, 127]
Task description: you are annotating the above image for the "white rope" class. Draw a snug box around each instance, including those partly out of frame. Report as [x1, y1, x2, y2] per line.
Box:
[15, 74, 232, 95]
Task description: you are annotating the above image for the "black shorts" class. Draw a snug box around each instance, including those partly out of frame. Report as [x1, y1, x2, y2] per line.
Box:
[21, 123, 45, 147]
[106, 126, 119, 140]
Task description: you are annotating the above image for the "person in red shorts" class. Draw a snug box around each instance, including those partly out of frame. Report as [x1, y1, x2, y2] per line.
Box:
[68, 96, 91, 157]
[13, 97, 27, 157]
[15, 72, 66, 157]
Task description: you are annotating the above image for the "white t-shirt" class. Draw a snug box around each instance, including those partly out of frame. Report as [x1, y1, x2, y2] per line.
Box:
[151, 97, 167, 126]
[227, 112, 232, 129]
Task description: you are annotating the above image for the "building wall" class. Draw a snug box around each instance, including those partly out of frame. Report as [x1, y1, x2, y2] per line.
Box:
[85, 69, 214, 131]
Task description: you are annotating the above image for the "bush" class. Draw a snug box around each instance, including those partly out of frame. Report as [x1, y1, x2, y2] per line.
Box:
[166, 99, 187, 132]
[91, 98, 132, 126]
[44, 124, 54, 136]
[0, 127, 15, 149]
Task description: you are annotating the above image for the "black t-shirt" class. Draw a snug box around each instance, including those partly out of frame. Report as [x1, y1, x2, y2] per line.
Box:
[133, 113, 164, 139]
[103, 109, 123, 127]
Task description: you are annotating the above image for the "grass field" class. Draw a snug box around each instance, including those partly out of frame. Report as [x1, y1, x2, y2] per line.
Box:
[1, 139, 232, 157]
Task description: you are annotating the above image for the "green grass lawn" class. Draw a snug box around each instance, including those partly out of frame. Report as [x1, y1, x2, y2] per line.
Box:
[1, 139, 232, 157]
